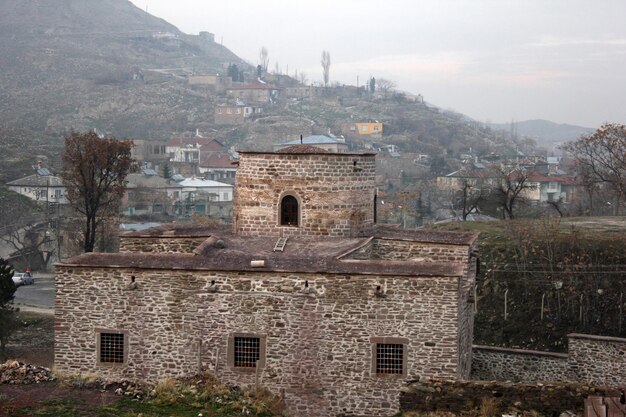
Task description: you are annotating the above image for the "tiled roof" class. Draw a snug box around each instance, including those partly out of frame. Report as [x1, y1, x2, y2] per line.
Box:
[277, 144, 331, 154]
[200, 152, 234, 168]
[6, 174, 64, 187]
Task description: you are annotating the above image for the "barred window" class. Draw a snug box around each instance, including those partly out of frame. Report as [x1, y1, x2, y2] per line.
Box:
[376, 343, 403, 374]
[234, 337, 260, 368]
[99, 333, 125, 363]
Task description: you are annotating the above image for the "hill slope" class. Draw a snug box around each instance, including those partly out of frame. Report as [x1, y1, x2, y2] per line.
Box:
[0, 0, 243, 138]
[489, 119, 595, 147]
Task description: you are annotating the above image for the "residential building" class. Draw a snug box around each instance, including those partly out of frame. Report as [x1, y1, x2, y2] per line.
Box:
[6, 167, 68, 205]
[214, 104, 262, 125]
[342, 121, 384, 136]
[225, 84, 281, 103]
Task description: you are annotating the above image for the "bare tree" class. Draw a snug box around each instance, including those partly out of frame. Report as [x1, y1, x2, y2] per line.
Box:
[259, 47, 269, 73]
[298, 71, 308, 85]
[458, 179, 488, 221]
[563, 123, 626, 213]
[61, 131, 134, 253]
[321, 50, 331, 87]
[376, 78, 397, 97]
[491, 167, 534, 219]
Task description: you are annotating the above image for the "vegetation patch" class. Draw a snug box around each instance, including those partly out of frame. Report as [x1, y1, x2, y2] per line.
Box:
[431, 217, 626, 351]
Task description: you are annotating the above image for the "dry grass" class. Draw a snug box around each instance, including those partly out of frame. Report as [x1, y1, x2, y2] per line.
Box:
[477, 397, 500, 417]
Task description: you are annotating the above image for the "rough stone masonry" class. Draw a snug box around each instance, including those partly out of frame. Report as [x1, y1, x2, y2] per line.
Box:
[55, 145, 478, 417]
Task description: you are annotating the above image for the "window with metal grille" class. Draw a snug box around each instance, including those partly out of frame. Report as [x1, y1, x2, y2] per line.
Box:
[100, 333, 125, 363]
[234, 336, 260, 368]
[280, 195, 299, 226]
[376, 343, 404, 374]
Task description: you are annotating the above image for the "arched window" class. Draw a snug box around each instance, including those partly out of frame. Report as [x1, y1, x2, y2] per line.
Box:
[280, 195, 299, 226]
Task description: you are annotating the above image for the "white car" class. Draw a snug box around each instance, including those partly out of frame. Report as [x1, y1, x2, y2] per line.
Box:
[12, 272, 34, 286]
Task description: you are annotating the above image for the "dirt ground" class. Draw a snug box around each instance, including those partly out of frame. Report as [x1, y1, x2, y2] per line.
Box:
[0, 312, 115, 417]
[5, 312, 55, 368]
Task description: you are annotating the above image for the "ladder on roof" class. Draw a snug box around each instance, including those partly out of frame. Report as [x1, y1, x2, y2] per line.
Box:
[273, 237, 288, 252]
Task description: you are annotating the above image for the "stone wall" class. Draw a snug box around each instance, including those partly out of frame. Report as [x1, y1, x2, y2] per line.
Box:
[119, 237, 208, 253]
[348, 239, 470, 263]
[55, 266, 462, 417]
[472, 346, 568, 382]
[234, 152, 376, 237]
[568, 333, 626, 386]
[473, 334, 626, 386]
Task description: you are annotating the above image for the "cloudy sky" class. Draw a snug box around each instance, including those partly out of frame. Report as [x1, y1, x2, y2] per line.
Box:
[129, 0, 626, 128]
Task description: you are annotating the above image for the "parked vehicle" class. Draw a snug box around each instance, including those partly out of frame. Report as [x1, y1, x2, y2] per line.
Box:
[12, 272, 34, 286]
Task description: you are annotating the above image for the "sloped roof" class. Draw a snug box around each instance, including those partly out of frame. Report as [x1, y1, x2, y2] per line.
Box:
[179, 178, 232, 188]
[166, 137, 222, 148]
[6, 174, 64, 187]
[277, 144, 331, 154]
[125, 173, 182, 189]
[280, 135, 344, 146]
[200, 152, 234, 168]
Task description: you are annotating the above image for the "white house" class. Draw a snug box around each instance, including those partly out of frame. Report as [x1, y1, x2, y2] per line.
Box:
[6, 170, 69, 205]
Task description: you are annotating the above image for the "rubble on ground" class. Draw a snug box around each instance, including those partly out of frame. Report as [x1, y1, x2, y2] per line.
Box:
[0, 360, 55, 384]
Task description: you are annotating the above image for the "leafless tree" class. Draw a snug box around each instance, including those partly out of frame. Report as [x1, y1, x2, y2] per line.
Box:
[491, 167, 534, 219]
[321, 50, 331, 87]
[563, 123, 626, 213]
[259, 47, 269, 73]
[376, 78, 397, 96]
[458, 179, 488, 221]
[298, 71, 308, 85]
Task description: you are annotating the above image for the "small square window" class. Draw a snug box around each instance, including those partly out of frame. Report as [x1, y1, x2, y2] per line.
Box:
[98, 331, 127, 364]
[227, 333, 266, 371]
[376, 343, 403, 374]
[371, 337, 408, 377]
[234, 337, 260, 368]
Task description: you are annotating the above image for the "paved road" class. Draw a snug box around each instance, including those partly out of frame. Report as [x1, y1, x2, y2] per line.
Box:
[13, 273, 55, 314]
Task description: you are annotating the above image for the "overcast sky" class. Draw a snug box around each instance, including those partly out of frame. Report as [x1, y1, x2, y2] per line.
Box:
[129, 0, 626, 128]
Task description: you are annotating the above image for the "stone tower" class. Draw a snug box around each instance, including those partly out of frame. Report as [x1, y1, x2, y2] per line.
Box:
[233, 145, 376, 237]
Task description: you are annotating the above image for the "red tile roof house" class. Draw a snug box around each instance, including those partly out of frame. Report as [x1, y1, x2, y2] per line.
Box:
[54, 145, 478, 417]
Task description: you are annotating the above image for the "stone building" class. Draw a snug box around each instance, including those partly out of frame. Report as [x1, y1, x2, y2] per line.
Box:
[55, 145, 478, 417]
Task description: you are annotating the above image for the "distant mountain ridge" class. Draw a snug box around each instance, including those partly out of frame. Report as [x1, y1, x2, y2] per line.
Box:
[488, 119, 595, 147]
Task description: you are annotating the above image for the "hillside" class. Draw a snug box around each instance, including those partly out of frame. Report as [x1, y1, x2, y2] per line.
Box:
[489, 119, 595, 148]
[0, 0, 243, 139]
[0, 0, 528, 183]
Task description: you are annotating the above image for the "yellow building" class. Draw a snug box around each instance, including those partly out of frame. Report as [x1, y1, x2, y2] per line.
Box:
[349, 122, 383, 135]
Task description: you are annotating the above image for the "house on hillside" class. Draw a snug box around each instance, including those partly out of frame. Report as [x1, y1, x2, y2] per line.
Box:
[342, 121, 383, 136]
[214, 104, 262, 125]
[188, 74, 232, 93]
[54, 145, 478, 417]
[123, 169, 183, 217]
[165, 137, 227, 177]
[273, 134, 348, 153]
[198, 152, 236, 183]
[225, 84, 280, 103]
[6, 167, 68, 205]
[524, 172, 580, 203]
